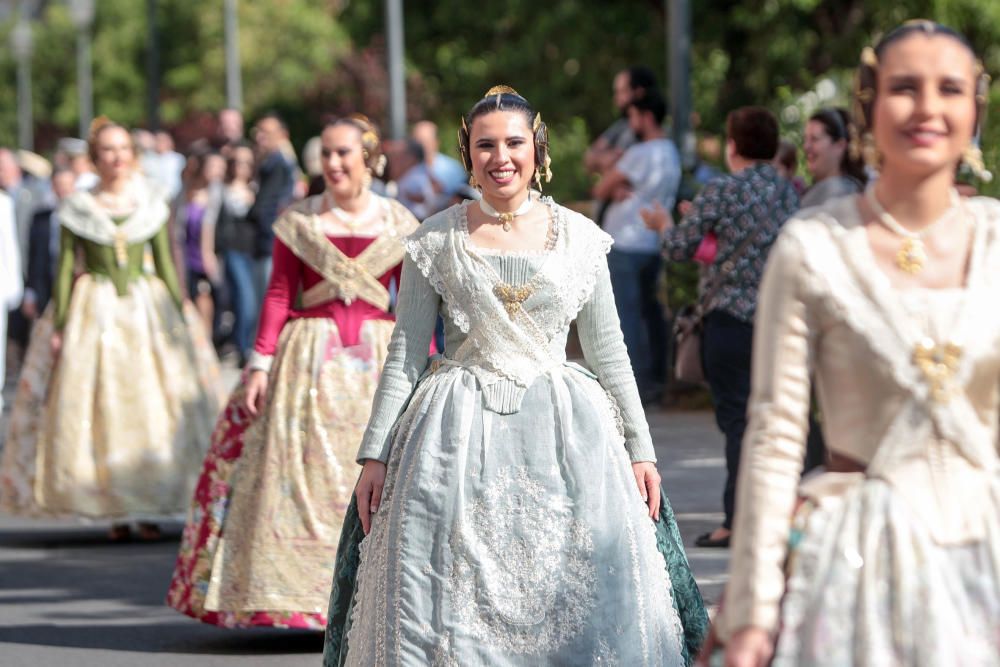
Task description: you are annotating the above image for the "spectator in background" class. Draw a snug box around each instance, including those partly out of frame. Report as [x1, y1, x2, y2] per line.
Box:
[173, 148, 225, 337]
[152, 130, 186, 200]
[411, 120, 468, 196]
[216, 107, 245, 151]
[395, 139, 439, 220]
[248, 112, 296, 306]
[21, 168, 76, 322]
[214, 142, 257, 367]
[0, 148, 37, 274]
[0, 191, 21, 410]
[592, 90, 681, 401]
[645, 106, 799, 548]
[774, 139, 807, 195]
[301, 135, 327, 197]
[585, 65, 659, 226]
[801, 107, 867, 207]
[54, 137, 98, 191]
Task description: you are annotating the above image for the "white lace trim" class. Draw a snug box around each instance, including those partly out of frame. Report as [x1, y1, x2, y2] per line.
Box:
[403, 202, 614, 401]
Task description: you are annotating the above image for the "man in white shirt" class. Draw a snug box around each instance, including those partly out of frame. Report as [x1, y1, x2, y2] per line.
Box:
[1, 190, 23, 411]
[593, 90, 681, 399]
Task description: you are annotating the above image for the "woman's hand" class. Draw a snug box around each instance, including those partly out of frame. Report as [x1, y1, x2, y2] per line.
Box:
[632, 461, 661, 521]
[50, 331, 63, 357]
[244, 369, 269, 416]
[640, 202, 674, 233]
[356, 459, 387, 535]
[723, 627, 774, 667]
[205, 255, 222, 286]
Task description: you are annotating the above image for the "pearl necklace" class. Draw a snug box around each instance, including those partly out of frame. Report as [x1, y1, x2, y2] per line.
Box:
[324, 191, 379, 232]
[865, 186, 962, 275]
[479, 195, 534, 232]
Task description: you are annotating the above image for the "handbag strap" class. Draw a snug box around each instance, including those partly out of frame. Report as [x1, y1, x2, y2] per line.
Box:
[697, 184, 785, 316]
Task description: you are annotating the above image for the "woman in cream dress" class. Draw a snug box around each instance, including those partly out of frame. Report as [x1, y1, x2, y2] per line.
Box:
[0, 119, 220, 540]
[717, 22, 1000, 666]
[323, 88, 707, 666]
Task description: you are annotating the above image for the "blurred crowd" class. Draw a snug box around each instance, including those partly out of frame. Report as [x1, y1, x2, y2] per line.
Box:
[0, 108, 475, 375]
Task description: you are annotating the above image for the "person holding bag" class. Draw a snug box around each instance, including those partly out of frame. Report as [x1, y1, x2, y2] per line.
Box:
[643, 107, 799, 548]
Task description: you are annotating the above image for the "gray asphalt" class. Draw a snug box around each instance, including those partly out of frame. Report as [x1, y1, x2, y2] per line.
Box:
[0, 366, 729, 666]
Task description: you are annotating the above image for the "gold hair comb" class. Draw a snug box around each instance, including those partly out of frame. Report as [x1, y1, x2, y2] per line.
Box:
[484, 85, 519, 97]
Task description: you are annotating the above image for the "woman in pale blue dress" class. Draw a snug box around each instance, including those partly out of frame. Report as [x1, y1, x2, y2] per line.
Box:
[323, 87, 707, 666]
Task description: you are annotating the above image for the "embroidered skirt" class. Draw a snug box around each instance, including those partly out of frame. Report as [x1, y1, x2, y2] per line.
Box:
[0, 274, 221, 518]
[775, 475, 1000, 666]
[166, 316, 394, 629]
[324, 363, 707, 666]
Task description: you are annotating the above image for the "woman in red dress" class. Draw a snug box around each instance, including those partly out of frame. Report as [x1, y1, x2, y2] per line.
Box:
[167, 116, 419, 629]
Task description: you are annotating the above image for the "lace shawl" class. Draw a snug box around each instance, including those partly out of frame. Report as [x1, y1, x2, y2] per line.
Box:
[405, 198, 613, 413]
[58, 177, 169, 247]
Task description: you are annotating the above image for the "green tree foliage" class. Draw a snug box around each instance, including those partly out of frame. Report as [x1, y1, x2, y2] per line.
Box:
[0, 0, 346, 147]
[2, 0, 1000, 202]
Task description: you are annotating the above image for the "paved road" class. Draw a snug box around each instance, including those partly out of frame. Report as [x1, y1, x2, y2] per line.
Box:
[0, 371, 728, 666]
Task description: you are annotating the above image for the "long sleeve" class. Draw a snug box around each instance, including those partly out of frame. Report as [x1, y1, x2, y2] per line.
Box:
[150, 223, 184, 309]
[576, 255, 656, 462]
[355, 253, 439, 463]
[718, 231, 815, 640]
[53, 226, 77, 330]
[248, 238, 301, 372]
[662, 179, 722, 261]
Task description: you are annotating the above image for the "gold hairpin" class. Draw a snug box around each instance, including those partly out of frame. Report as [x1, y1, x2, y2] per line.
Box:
[533, 113, 542, 132]
[861, 46, 877, 67]
[484, 85, 518, 97]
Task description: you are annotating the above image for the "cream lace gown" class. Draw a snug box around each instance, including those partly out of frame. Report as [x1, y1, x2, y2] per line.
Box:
[718, 195, 1000, 666]
[327, 199, 693, 666]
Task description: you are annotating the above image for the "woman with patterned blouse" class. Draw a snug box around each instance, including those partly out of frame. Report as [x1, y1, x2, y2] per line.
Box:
[645, 107, 799, 549]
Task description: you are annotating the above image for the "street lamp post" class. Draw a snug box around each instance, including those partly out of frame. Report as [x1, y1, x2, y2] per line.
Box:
[68, 0, 96, 138]
[667, 0, 693, 167]
[11, 19, 34, 151]
[147, 0, 161, 130]
[224, 0, 243, 110]
[385, 0, 406, 140]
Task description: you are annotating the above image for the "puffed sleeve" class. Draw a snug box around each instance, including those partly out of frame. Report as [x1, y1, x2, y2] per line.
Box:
[717, 229, 816, 640]
[354, 253, 440, 463]
[576, 253, 656, 462]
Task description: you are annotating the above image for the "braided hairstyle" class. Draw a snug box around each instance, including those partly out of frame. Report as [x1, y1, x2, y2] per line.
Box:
[852, 20, 990, 175]
[324, 114, 386, 177]
[457, 86, 552, 190]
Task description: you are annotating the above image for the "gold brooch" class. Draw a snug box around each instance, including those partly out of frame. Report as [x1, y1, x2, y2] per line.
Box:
[493, 282, 534, 318]
[912, 338, 963, 403]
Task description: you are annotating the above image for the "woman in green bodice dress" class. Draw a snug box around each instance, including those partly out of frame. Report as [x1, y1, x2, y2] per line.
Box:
[0, 118, 221, 540]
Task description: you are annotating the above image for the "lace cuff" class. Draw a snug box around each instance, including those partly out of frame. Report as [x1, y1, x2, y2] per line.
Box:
[247, 351, 274, 373]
